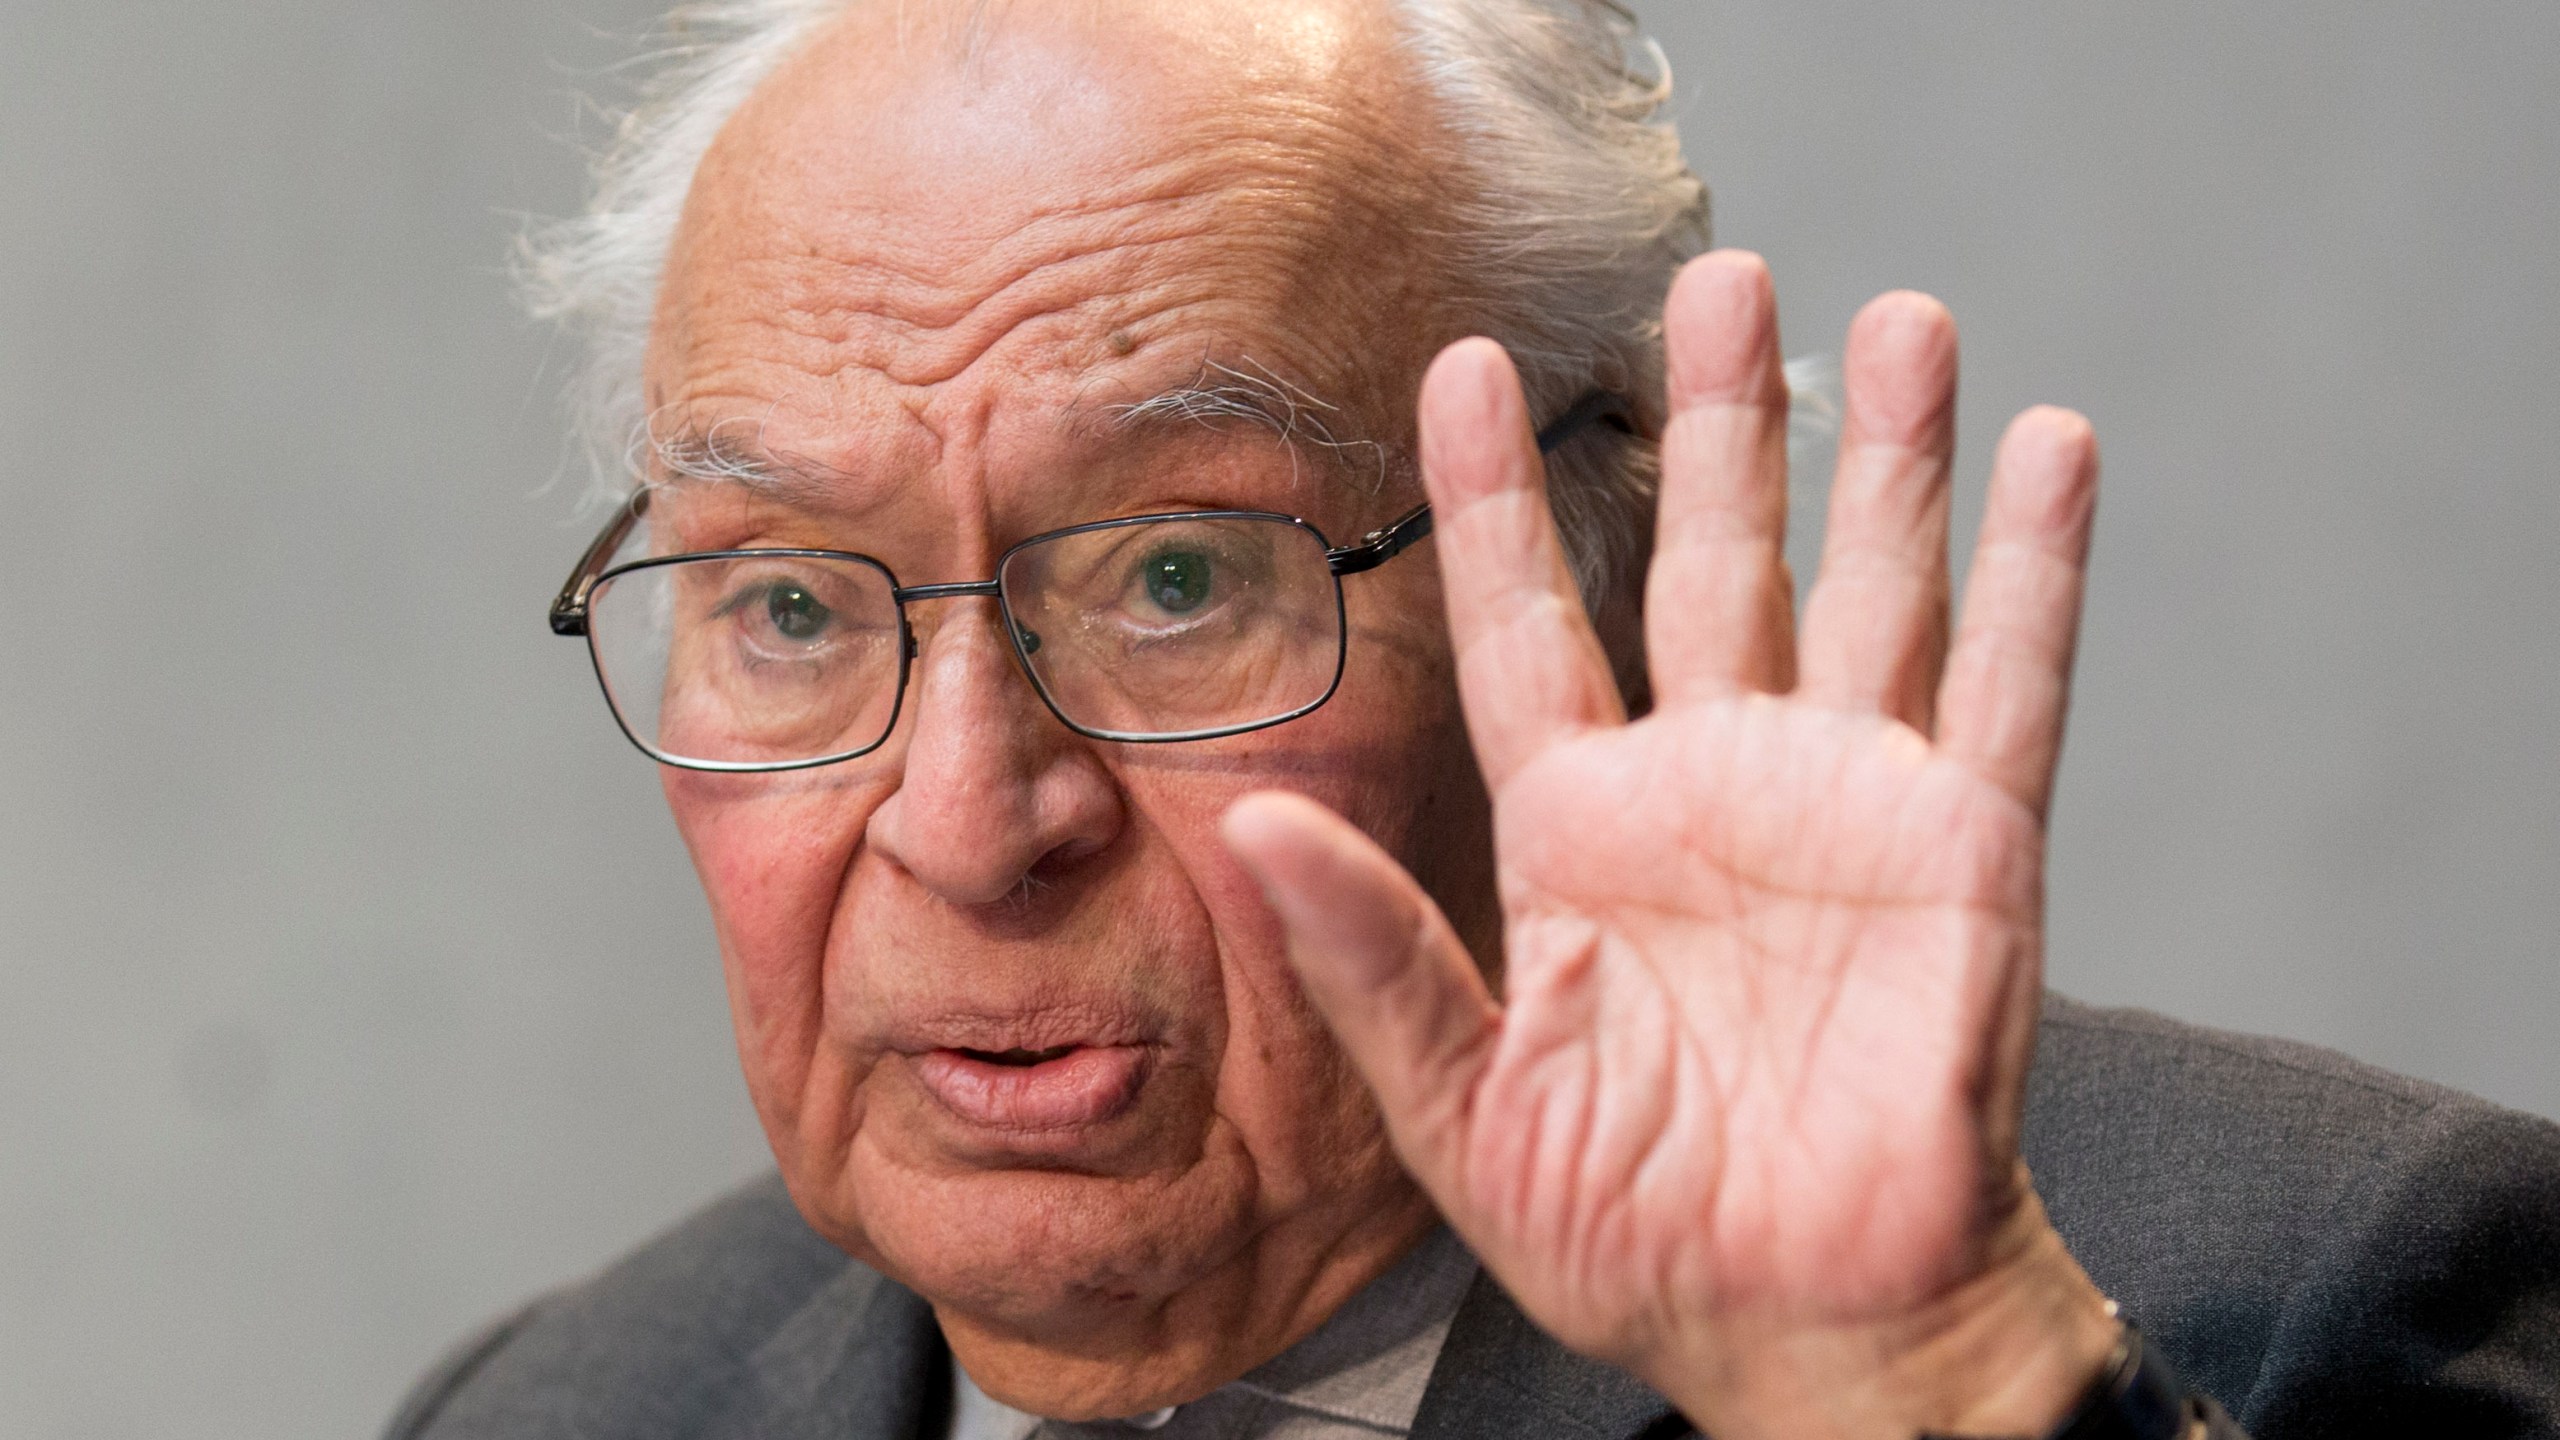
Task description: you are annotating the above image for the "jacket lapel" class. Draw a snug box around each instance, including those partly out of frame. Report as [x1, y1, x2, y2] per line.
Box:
[1409, 1272, 1690, 1440]
[713, 1263, 951, 1440]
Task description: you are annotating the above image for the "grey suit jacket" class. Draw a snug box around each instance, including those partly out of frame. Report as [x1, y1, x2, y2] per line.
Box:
[389, 999, 2560, 1439]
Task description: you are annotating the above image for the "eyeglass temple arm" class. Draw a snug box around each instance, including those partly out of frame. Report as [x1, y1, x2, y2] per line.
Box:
[549, 488, 653, 637]
[1324, 390, 1637, 577]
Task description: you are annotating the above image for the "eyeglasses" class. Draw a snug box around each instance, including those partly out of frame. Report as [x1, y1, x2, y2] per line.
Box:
[550, 393, 1630, 772]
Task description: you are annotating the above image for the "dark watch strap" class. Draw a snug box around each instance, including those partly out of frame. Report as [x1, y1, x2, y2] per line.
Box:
[1920, 1321, 2199, 1440]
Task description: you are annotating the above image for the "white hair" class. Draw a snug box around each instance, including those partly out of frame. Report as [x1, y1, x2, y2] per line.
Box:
[521, 0, 1816, 601]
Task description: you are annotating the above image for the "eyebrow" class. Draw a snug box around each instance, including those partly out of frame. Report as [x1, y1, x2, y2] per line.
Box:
[642, 421, 860, 508]
[1102, 357, 1389, 483]
[641, 355, 1391, 504]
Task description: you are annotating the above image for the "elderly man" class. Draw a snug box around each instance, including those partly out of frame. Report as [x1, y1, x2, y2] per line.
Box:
[394, 1, 2560, 1437]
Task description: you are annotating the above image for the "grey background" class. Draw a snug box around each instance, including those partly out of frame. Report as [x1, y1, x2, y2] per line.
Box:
[0, 1, 2550, 1435]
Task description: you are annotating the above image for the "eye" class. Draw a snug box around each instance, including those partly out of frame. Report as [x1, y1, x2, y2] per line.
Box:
[762, 580, 833, 641]
[1140, 549, 1215, 614]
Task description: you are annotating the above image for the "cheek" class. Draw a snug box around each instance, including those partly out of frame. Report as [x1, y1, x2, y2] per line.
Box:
[1141, 772, 1396, 1210]
[662, 766, 889, 1094]
[1204, 881, 1397, 1204]
[1130, 709, 1477, 1209]
[1310, 627, 1489, 907]
[1334, 573, 1499, 947]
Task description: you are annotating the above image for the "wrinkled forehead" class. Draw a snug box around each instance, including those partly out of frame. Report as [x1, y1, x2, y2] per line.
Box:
[645, 0, 1445, 496]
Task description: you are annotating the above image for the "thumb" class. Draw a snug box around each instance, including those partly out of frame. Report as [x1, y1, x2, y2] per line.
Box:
[1220, 790, 1501, 1190]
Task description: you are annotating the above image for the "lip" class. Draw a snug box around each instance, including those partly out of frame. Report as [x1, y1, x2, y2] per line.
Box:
[910, 1043, 1151, 1131]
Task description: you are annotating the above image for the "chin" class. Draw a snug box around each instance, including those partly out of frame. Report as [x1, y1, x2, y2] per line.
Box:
[845, 1152, 1263, 1334]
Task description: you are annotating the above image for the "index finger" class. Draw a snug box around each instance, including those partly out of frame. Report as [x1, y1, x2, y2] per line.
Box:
[1418, 338, 1626, 793]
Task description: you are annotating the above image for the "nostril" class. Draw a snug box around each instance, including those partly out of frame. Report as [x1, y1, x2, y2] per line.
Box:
[1024, 833, 1108, 892]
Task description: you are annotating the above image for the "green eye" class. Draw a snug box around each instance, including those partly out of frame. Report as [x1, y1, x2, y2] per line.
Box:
[1143, 550, 1214, 614]
[764, 582, 833, 640]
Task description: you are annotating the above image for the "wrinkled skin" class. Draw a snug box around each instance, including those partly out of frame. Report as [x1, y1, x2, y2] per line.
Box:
[645, 0, 2118, 1435]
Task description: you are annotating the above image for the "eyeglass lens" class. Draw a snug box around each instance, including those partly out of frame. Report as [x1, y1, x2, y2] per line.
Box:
[584, 513, 1346, 769]
[589, 551, 907, 769]
[1000, 515, 1343, 742]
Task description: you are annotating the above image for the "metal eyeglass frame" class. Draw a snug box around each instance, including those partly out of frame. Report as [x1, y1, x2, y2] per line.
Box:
[550, 390, 1635, 771]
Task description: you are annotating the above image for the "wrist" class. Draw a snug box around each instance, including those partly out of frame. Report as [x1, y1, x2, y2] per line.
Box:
[1930, 1320, 2204, 1440]
[1656, 1186, 2121, 1440]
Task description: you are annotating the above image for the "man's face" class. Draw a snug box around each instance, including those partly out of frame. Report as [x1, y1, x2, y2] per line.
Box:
[642, 0, 1493, 1415]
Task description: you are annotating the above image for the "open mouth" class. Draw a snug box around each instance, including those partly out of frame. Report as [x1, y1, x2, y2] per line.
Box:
[958, 1044, 1080, 1067]
[913, 1042, 1149, 1131]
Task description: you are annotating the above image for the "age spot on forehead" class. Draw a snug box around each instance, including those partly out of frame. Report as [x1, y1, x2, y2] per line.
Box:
[1108, 329, 1140, 357]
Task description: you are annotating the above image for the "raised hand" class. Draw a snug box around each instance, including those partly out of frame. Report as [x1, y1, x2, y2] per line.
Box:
[1221, 253, 2121, 1440]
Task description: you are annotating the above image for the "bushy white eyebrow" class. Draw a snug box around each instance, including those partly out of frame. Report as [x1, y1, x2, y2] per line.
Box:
[636, 412, 853, 506]
[1107, 357, 1388, 491]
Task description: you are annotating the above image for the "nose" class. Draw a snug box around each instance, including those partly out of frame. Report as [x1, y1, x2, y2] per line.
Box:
[864, 598, 1126, 906]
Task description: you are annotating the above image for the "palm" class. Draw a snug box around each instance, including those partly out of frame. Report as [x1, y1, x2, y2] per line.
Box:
[1222, 254, 2104, 1434]
[1467, 697, 2041, 1356]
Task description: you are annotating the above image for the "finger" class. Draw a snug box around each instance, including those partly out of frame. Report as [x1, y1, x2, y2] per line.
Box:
[1936, 407, 2100, 819]
[1219, 791, 1498, 1190]
[1419, 337, 1627, 794]
[1648, 250, 1797, 704]
[1797, 292, 1959, 729]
